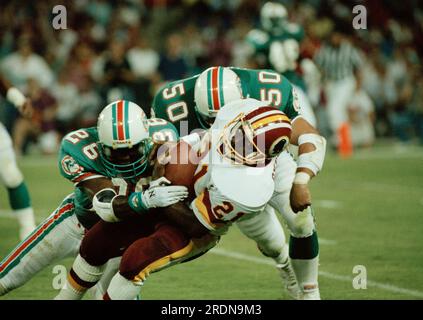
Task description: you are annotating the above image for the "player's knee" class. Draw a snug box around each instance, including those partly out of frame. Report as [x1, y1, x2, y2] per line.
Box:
[120, 224, 191, 281]
[0, 159, 23, 188]
[257, 238, 285, 258]
[80, 233, 112, 266]
[288, 207, 315, 238]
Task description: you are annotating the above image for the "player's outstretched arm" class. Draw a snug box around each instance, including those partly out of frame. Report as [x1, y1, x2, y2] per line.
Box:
[0, 76, 33, 118]
[289, 117, 326, 213]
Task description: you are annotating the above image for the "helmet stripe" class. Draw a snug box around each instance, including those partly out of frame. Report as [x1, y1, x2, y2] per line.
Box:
[211, 67, 220, 111]
[124, 100, 130, 140]
[218, 67, 225, 108]
[112, 102, 118, 140]
[206, 70, 213, 112]
[251, 114, 290, 130]
[116, 100, 125, 140]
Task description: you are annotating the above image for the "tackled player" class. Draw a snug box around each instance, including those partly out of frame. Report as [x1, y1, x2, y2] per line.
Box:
[152, 67, 326, 299]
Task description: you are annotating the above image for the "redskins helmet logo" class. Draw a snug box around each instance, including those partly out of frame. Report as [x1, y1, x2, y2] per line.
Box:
[268, 135, 290, 157]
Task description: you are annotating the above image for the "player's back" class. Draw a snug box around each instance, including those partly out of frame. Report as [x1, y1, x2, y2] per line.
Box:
[231, 67, 299, 120]
[152, 76, 202, 135]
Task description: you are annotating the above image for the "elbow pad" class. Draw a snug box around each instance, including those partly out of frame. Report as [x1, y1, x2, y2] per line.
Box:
[297, 133, 327, 175]
[92, 188, 120, 222]
[7, 87, 26, 108]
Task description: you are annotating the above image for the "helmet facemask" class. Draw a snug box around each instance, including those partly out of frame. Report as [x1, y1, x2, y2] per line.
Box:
[217, 113, 267, 167]
[217, 107, 291, 167]
[98, 139, 152, 179]
[195, 106, 217, 129]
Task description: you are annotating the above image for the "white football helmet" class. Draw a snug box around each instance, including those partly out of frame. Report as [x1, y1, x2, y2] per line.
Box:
[194, 66, 244, 128]
[261, 2, 288, 33]
[97, 100, 150, 178]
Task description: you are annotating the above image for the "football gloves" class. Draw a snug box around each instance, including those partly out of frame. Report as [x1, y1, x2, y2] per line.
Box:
[129, 177, 188, 212]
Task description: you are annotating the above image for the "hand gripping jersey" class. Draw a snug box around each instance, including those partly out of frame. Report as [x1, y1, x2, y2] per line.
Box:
[58, 119, 178, 229]
[188, 99, 278, 235]
[152, 67, 301, 135]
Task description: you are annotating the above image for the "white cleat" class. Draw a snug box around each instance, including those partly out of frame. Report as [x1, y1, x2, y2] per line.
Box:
[276, 262, 301, 300]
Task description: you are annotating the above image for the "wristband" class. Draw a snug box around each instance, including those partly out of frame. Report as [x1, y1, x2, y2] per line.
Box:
[128, 192, 149, 213]
[293, 172, 311, 185]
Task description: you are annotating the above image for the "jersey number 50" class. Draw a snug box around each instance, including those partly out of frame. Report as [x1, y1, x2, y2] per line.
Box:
[258, 71, 282, 107]
[163, 83, 189, 122]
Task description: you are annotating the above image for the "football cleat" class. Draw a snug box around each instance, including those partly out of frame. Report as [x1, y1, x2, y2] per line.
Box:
[276, 261, 301, 300]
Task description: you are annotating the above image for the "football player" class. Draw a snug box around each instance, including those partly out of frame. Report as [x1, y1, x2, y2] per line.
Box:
[56, 96, 323, 300]
[0, 100, 187, 296]
[54, 99, 292, 300]
[152, 67, 326, 299]
[246, 2, 304, 71]
[246, 2, 317, 126]
[0, 76, 36, 240]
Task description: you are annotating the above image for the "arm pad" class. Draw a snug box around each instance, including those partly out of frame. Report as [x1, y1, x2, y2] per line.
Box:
[6, 87, 26, 108]
[297, 133, 327, 176]
[92, 188, 120, 222]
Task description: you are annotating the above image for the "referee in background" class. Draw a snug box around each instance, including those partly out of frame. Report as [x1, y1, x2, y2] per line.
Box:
[315, 31, 363, 156]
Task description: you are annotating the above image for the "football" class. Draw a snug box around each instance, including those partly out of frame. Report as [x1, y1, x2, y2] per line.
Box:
[160, 140, 199, 200]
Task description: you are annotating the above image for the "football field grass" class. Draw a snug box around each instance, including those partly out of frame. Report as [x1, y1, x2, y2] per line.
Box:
[1, 143, 423, 300]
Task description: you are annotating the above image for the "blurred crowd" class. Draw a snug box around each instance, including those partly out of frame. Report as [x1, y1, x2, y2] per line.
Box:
[0, 0, 422, 155]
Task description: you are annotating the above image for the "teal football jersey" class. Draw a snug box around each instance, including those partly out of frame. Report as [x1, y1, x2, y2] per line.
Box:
[152, 67, 300, 136]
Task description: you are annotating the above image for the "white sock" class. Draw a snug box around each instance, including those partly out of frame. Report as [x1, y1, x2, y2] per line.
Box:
[55, 255, 105, 300]
[291, 256, 319, 292]
[72, 255, 106, 283]
[15, 208, 36, 239]
[54, 278, 85, 300]
[89, 257, 121, 299]
[272, 243, 289, 265]
[106, 273, 141, 300]
[0, 281, 7, 296]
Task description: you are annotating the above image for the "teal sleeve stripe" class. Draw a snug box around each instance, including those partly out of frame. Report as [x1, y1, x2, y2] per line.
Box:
[128, 192, 148, 213]
[112, 102, 117, 140]
[124, 100, 130, 139]
[218, 67, 225, 107]
[206, 69, 213, 111]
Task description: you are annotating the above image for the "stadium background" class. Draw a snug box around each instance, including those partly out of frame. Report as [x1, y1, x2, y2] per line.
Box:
[0, 0, 422, 299]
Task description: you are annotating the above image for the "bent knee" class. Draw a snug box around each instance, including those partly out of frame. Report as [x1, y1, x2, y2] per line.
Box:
[120, 224, 192, 281]
[288, 207, 315, 238]
[0, 159, 23, 188]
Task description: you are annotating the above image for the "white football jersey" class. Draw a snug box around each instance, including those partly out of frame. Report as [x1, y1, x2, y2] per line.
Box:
[188, 99, 280, 235]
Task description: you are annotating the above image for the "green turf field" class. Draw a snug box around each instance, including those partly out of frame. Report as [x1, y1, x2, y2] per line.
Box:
[1, 143, 423, 300]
